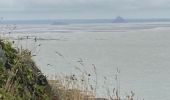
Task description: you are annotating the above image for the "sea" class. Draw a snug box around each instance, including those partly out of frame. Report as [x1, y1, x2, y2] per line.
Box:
[1, 19, 170, 100]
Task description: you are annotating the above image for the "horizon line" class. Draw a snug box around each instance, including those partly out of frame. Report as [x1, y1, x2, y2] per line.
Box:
[1, 17, 170, 21]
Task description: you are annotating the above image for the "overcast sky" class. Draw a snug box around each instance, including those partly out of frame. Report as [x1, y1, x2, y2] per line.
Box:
[0, 0, 170, 20]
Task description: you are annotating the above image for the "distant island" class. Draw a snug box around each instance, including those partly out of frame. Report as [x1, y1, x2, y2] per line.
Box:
[113, 16, 127, 23]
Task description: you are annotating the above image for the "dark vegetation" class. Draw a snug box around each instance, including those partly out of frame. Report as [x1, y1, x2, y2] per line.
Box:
[0, 39, 52, 100]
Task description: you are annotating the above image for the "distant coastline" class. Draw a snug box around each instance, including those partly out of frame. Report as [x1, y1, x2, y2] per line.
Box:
[1, 18, 170, 25]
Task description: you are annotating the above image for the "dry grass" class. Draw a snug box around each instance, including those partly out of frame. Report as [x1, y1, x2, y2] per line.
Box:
[47, 67, 138, 100]
[48, 79, 95, 100]
[48, 67, 136, 100]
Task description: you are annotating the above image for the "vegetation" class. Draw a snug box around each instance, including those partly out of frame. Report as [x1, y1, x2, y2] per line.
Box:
[0, 39, 51, 100]
[0, 39, 137, 100]
[0, 39, 96, 100]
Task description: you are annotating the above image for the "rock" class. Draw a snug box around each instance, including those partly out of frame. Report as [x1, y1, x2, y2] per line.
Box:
[113, 16, 127, 23]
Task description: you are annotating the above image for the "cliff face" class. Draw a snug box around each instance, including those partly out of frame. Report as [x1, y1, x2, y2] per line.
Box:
[0, 40, 51, 100]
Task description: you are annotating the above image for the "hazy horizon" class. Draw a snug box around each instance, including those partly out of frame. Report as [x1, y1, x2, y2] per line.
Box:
[2, 17, 170, 20]
[1, 0, 170, 20]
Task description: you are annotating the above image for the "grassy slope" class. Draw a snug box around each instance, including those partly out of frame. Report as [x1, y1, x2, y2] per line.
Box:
[0, 39, 96, 100]
[0, 40, 52, 100]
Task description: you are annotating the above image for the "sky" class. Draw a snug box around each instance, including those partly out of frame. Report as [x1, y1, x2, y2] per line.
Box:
[0, 0, 170, 20]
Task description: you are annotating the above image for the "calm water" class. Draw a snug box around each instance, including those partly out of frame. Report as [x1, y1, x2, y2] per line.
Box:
[3, 22, 170, 100]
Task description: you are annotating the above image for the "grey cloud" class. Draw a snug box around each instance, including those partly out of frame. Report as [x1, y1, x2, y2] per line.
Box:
[0, 0, 170, 19]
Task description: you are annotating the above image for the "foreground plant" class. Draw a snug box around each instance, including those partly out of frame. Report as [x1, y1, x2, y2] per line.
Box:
[0, 39, 52, 100]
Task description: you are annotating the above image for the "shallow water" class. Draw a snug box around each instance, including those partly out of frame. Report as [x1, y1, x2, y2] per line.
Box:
[4, 22, 170, 100]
